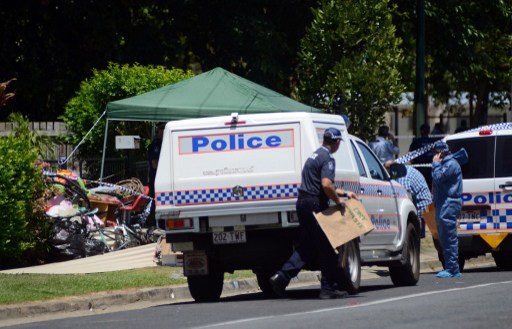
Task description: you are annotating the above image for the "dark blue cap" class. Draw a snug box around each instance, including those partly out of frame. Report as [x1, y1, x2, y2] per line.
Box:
[324, 127, 343, 140]
[433, 141, 449, 151]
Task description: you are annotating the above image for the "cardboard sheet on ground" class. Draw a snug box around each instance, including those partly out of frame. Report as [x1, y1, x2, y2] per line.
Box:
[315, 199, 374, 249]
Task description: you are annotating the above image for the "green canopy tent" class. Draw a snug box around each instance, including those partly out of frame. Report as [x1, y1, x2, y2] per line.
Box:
[100, 67, 320, 177]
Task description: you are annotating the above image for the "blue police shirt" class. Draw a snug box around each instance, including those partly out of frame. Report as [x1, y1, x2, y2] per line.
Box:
[298, 146, 335, 201]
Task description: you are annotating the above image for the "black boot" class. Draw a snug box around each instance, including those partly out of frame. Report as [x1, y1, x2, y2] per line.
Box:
[269, 273, 287, 298]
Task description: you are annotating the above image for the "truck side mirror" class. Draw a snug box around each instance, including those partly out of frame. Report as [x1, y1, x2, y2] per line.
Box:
[389, 163, 407, 180]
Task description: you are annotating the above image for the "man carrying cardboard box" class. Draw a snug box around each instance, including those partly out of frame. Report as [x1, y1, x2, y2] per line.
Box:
[269, 127, 358, 299]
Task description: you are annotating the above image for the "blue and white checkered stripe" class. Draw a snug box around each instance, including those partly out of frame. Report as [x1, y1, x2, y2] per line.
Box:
[395, 122, 512, 164]
[157, 180, 410, 207]
[157, 183, 300, 206]
[460, 209, 512, 231]
[335, 180, 408, 199]
[334, 180, 360, 194]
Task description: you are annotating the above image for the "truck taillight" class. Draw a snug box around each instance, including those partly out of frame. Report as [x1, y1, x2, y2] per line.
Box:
[166, 218, 193, 230]
[479, 127, 493, 135]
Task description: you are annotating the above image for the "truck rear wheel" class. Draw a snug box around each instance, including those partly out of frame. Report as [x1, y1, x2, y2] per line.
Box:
[389, 223, 420, 286]
[187, 270, 224, 302]
[492, 251, 512, 270]
[337, 239, 361, 294]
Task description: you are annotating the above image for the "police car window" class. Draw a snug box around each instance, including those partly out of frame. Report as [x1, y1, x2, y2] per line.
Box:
[496, 135, 512, 178]
[447, 137, 494, 179]
[350, 141, 367, 177]
[356, 141, 387, 180]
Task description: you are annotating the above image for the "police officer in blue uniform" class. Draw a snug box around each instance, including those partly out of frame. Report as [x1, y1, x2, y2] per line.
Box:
[269, 127, 357, 299]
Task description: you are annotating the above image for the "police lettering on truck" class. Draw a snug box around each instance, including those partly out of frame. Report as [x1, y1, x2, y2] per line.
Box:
[178, 129, 294, 154]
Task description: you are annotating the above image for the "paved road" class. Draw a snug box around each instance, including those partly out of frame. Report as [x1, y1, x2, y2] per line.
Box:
[0, 233, 496, 327]
[4, 265, 510, 329]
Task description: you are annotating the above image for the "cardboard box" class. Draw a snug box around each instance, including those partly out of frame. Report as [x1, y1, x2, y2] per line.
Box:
[315, 199, 374, 249]
[90, 199, 119, 223]
[423, 204, 438, 239]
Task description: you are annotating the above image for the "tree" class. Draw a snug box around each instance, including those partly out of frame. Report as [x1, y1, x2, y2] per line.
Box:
[0, 113, 51, 267]
[60, 63, 193, 160]
[297, 0, 405, 141]
[426, 0, 512, 126]
[0, 1, 316, 121]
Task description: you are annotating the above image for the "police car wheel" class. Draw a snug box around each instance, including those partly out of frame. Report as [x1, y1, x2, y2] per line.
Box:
[337, 239, 361, 295]
[389, 222, 420, 286]
[187, 270, 224, 302]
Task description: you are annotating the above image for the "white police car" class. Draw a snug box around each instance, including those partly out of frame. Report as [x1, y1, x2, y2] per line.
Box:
[444, 123, 512, 270]
[155, 112, 419, 302]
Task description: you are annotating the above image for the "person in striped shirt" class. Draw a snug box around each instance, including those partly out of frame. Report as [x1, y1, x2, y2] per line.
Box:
[385, 160, 432, 238]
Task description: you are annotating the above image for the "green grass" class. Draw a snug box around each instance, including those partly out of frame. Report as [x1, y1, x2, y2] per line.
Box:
[0, 267, 255, 305]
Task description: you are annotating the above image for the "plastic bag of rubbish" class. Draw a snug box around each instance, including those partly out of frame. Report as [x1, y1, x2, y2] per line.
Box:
[84, 238, 105, 256]
[52, 220, 85, 243]
[55, 233, 86, 258]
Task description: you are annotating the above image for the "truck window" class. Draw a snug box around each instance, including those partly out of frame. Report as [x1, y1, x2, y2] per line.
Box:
[356, 141, 387, 181]
[351, 141, 367, 177]
[496, 135, 512, 178]
[447, 137, 494, 179]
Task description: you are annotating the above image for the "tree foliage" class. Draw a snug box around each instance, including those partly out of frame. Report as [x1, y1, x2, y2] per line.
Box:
[0, 113, 51, 267]
[297, 0, 405, 141]
[422, 0, 512, 126]
[0, 1, 315, 121]
[60, 63, 193, 159]
[392, 0, 512, 127]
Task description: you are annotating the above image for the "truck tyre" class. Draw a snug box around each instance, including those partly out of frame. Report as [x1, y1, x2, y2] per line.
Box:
[492, 251, 512, 270]
[187, 271, 224, 302]
[389, 223, 420, 286]
[337, 239, 361, 295]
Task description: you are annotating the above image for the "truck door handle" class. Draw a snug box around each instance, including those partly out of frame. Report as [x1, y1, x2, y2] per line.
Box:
[377, 189, 383, 196]
[499, 181, 512, 189]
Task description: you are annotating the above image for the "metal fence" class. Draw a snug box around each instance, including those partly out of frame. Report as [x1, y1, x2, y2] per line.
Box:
[1, 121, 150, 184]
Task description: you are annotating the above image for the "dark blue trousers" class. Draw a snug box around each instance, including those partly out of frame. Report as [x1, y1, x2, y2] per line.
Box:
[278, 197, 339, 290]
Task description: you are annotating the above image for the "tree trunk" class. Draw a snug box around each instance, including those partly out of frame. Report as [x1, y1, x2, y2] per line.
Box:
[468, 92, 474, 127]
[474, 79, 490, 126]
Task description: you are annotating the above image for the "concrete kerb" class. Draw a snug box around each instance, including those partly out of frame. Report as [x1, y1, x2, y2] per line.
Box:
[2, 255, 495, 323]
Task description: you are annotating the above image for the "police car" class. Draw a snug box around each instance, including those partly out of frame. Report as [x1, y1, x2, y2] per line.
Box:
[155, 112, 419, 302]
[444, 123, 512, 270]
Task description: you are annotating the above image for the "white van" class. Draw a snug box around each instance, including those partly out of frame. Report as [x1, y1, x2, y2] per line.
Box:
[444, 125, 512, 269]
[155, 112, 419, 302]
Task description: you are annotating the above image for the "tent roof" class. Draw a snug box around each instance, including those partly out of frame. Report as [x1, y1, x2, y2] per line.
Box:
[106, 67, 319, 121]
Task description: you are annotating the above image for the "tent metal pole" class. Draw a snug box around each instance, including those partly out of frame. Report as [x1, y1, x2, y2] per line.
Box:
[100, 118, 110, 180]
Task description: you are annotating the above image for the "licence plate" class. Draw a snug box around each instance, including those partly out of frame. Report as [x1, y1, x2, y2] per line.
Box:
[212, 230, 246, 245]
[457, 210, 484, 223]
